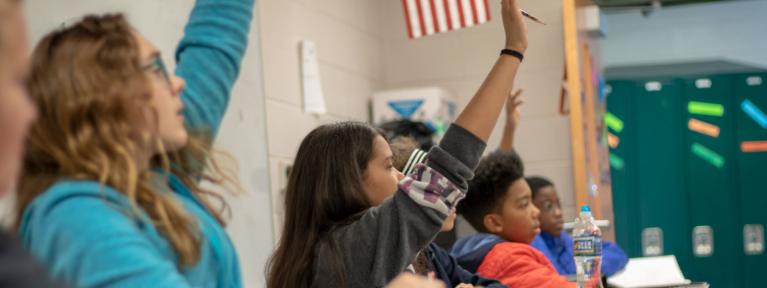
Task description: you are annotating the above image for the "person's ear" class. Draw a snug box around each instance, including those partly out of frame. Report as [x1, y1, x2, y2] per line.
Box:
[483, 213, 504, 234]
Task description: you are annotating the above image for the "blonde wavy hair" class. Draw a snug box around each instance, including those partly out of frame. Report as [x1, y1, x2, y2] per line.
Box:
[16, 14, 236, 266]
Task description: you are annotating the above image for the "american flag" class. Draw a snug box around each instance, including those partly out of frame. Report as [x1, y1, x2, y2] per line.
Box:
[402, 0, 492, 39]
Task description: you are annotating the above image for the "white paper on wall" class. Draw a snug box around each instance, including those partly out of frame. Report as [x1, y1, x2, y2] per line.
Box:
[300, 40, 326, 114]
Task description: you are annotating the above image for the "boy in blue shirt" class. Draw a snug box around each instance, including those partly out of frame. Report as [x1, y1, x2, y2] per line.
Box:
[526, 176, 629, 277]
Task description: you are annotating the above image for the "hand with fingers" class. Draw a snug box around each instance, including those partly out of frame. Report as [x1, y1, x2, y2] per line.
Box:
[506, 89, 523, 129]
[500, 89, 523, 152]
[501, 0, 528, 53]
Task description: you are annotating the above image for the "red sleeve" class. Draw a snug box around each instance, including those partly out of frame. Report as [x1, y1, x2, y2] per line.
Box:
[477, 242, 575, 288]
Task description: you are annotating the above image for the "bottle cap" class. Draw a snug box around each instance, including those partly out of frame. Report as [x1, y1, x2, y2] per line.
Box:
[581, 205, 591, 212]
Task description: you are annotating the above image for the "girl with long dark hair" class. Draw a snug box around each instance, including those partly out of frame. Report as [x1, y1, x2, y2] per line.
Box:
[267, 1, 529, 287]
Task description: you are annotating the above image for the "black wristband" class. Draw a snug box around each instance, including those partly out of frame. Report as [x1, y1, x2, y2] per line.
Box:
[500, 49, 524, 62]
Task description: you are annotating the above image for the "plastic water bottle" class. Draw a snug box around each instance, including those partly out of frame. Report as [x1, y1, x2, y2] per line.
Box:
[573, 205, 603, 288]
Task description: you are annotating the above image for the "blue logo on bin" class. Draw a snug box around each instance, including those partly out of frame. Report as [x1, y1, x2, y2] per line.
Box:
[388, 99, 424, 119]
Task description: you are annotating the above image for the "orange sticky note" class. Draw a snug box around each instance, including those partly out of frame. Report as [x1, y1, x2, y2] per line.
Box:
[607, 133, 620, 149]
[688, 118, 720, 138]
[741, 141, 767, 153]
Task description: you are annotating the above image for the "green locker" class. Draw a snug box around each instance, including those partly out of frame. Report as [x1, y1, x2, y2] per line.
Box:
[608, 79, 692, 268]
[607, 68, 767, 287]
[607, 80, 641, 257]
[733, 73, 767, 287]
[634, 79, 691, 268]
[682, 75, 741, 287]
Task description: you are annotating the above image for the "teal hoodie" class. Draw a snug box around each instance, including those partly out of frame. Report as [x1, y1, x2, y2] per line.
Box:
[18, 0, 253, 287]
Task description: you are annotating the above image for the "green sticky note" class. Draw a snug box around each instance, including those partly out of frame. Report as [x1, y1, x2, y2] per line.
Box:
[609, 153, 625, 170]
[691, 142, 725, 168]
[605, 112, 624, 133]
[688, 101, 724, 117]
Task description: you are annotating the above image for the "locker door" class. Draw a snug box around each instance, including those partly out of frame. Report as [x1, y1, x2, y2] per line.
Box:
[734, 73, 767, 287]
[607, 80, 641, 257]
[632, 79, 691, 272]
[683, 75, 741, 288]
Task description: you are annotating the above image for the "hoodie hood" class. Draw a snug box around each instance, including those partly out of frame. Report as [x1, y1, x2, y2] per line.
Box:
[449, 233, 505, 273]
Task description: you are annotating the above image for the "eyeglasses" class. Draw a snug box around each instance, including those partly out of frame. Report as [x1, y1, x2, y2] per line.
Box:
[141, 54, 172, 89]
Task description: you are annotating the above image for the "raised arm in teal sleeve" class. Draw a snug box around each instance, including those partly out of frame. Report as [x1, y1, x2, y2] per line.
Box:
[19, 183, 191, 288]
[175, 0, 255, 140]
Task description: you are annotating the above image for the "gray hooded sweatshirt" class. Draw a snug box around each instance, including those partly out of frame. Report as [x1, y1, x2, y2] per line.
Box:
[312, 124, 486, 288]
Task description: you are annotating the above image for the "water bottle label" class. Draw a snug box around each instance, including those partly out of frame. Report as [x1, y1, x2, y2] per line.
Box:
[574, 236, 602, 256]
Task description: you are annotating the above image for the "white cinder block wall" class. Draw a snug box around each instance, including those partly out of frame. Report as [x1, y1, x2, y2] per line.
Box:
[257, 0, 385, 243]
[378, 0, 578, 235]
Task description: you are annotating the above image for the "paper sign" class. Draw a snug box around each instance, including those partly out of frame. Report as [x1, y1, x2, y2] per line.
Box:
[741, 141, 767, 153]
[688, 101, 724, 117]
[688, 118, 720, 138]
[609, 153, 625, 170]
[301, 40, 327, 114]
[605, 112, 624, 133]
[607, 133, 620, 149]
[607, 255, 691, 288]
[741, 99, 767, 129]
[691, 142, 724, 168]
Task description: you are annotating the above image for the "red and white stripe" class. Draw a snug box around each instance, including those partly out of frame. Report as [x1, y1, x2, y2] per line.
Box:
[402, 0, 491, 39]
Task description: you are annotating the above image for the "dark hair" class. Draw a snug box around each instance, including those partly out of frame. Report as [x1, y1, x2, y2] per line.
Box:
[459, 149, 524, 233]
[389, 136, 419, 172]
[267, 121, 382, 288]
[378, 119, 434, 150]
[525, 176, 554, 199]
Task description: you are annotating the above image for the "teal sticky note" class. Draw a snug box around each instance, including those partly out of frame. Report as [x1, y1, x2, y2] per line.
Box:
[691, 142, 724, 168]
[741, 99, 767, 129]
[609, 153, 625, 170]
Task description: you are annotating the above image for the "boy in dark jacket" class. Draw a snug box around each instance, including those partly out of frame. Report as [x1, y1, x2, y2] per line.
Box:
[450, 150, 597, 288]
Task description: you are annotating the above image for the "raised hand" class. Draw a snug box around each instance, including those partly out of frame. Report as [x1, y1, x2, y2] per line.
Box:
[501, 0, 528, 52]
[500, 89, 523, 152]
[452, 0, 529, 142]
[506, 89, 523, 129]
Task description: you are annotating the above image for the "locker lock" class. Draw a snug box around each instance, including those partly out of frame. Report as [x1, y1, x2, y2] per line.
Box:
[693, 226, 714, 257]
[642, 227, 663, 256]
[744, 224, 764, 255]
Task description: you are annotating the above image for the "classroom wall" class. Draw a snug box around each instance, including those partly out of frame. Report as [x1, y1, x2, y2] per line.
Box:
[378, 0, 578, 235]
[20, 1, 274, 287]
[600, 0, 767, 69]
[257, 0, 385, 243]
[9, 0, 584, 286]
